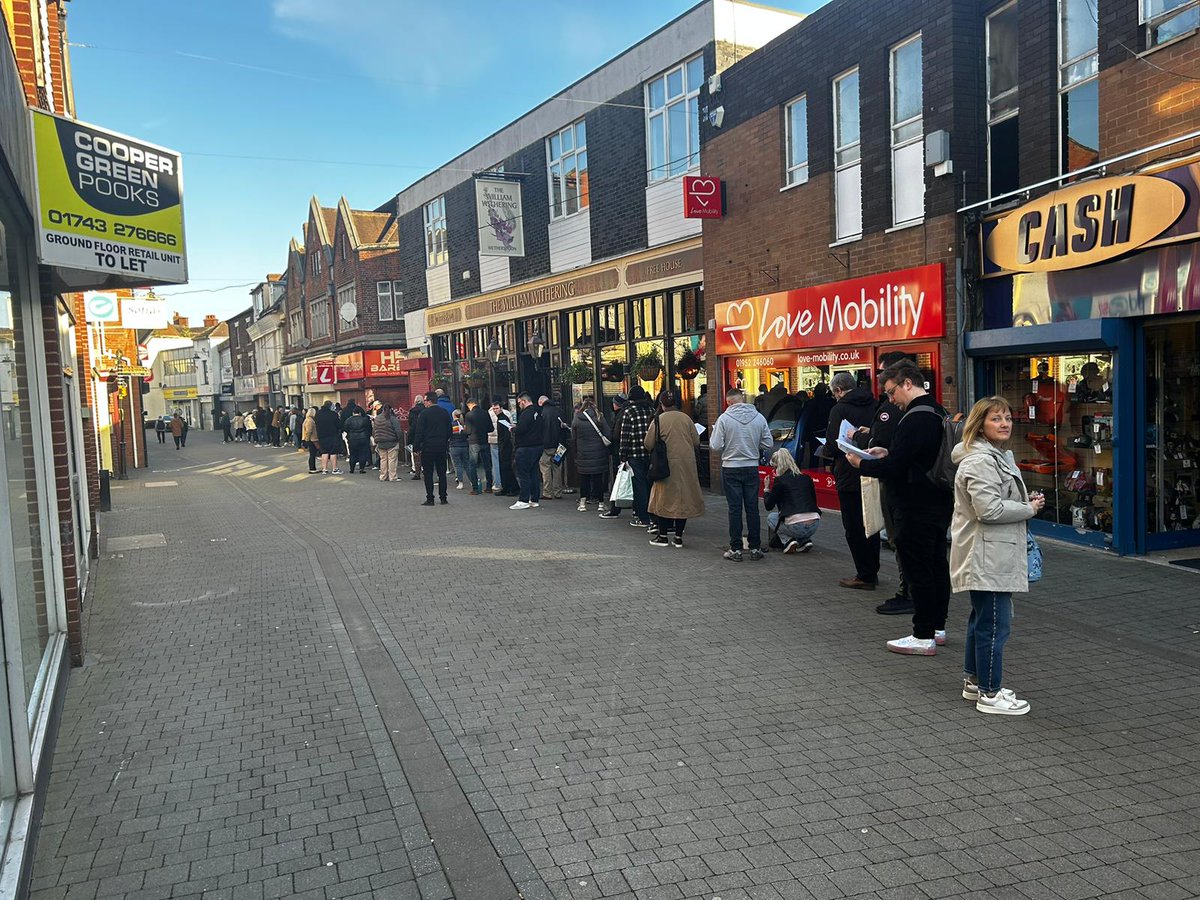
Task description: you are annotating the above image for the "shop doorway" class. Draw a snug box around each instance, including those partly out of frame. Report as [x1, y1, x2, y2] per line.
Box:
[1145, 318, 1200, 543]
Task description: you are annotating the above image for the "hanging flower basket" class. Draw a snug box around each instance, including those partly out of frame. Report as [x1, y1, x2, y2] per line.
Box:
[564, 361, 593, 385]
[464, 368, 488, 388]
[601, 361, 626, 383]
[676, 348, 702, 380]
[635, 350, 663, 381]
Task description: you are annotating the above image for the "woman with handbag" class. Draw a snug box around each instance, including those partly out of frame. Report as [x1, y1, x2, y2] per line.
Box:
[950, 396, 1045, 716]
[571, 396, 612, 512]
[644, 390, 703, 548]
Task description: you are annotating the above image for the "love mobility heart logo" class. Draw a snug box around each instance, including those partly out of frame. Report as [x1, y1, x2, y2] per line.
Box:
[723, 299, 755, 352]
[689, 179, 717, 207]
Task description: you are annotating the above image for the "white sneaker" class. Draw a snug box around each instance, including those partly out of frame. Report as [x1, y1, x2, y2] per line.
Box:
[577, 500, 588, 511]
[934, 630, 947, 646]
[529, 501, 540, 508]
[509, 501, 530, 510]
[456, 481, 463, 490]
[976, 689, 1030, 716]
[886, 635, 937, 656]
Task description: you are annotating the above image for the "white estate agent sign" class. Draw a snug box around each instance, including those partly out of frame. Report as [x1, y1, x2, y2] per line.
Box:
[30, 109, 188, 285]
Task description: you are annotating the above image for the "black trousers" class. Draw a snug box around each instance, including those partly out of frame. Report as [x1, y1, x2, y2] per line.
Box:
[157, 430, 166, 443]
[653, 516, 687, 536]
[422, 451, 448, 500]
[891, 501, 952, 640]
[837, 486, 880, 583]
[307, 442, 319, 471]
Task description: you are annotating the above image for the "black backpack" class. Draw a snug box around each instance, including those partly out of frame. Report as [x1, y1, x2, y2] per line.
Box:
[901, 405, 965, 492]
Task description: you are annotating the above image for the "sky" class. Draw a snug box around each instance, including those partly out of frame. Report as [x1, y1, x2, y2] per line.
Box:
[69, 0, 824, 322]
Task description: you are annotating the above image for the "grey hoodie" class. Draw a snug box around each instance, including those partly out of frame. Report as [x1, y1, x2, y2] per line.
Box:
[709, 402, 773, 467]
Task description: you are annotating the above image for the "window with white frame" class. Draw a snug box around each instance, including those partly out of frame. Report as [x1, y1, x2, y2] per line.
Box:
[548, 120, 588, 218]
[833, 68, 862, 241]
[785, 95, 809, 186]
[424, 196, 447, 267]
[1143, 0, 1199, 47]
[337, 282, 357, 330]
[379, 283, 398, 326]
[310, 249, 322, 277]
[289, 310, 305, 344]
[890, 34, 924, 226]
[310, 297, 331, 339]
[646, 56, 703, 182]
[987, 2, 1020, 196]
[1059, 0, 1099, 173]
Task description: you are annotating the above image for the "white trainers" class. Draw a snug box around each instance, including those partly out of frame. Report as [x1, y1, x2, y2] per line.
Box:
[976, 689, 1030, 716]
[886, 635, 937, 656]
[529, 501, 540, 508]
[455, 481, 463, 490]
[509, 501, 530, 510]
[577, 500, 588, 511]
[934, 630, 947, 646]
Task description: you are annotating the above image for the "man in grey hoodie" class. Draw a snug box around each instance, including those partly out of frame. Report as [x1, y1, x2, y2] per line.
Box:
[710, 388, 774, 560]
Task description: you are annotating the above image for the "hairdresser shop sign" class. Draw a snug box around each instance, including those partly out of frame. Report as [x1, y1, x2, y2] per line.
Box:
[30, 110, 187, 285]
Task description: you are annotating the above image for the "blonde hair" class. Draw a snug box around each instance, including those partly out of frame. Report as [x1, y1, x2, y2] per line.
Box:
[771, 448, 800, 477]
[961, 396, 1012, 448]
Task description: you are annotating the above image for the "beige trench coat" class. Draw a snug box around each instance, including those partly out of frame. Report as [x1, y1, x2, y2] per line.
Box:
[949, 441, 1035, 594]
[644, 409, 704, 519]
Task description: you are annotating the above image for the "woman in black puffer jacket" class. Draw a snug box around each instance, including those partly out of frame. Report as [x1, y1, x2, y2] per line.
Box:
[571, 396, 612, 512]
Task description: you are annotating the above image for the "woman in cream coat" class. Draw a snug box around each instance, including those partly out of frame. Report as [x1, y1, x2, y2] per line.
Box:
[950, 396, 1045, 716]
[644, 390, 703, 548]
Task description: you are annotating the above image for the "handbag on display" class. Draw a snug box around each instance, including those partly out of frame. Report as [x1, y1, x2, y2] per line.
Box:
[648, 412, 671, 482]
[1027, 532, 1043, 583]
[861, 476, 885, 536]
[609, 462, 634, 507]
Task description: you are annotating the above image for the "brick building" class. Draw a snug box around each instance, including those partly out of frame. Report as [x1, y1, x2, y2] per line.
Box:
[962, 0, 1200, 555]
[380, 0, 801, 439]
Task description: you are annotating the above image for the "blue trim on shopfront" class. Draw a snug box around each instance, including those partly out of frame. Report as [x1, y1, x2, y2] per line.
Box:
[965, 318, 1138, 555]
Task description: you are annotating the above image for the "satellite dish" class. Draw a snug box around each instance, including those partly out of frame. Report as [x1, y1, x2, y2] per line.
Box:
[339, 302, 358, 323]
[297, 337, 311, 349]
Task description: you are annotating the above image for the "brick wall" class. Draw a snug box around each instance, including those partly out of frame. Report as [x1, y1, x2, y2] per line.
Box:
[71, 293, 99, 562]
[396, 208, 428, 315]
[447, 180, 480, 300]
[588, 84, 649, 260]
[1099, 32, 1200, 160]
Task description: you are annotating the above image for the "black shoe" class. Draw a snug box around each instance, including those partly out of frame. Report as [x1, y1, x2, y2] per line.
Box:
[598, 510, 621, 519]
[875, 597, 915, 616]
[440, 497, 448, 504]
[411, 474, 421, 480]
[421, 498, 435, 506]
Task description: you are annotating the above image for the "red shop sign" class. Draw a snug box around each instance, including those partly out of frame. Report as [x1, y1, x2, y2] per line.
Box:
[335, 352, 364, 381]
[714, 264, 944, 355]
[683, 176, 723, 219]
[363, 349, 414, 377]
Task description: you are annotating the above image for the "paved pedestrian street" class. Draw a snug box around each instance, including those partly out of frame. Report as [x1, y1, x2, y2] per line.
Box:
[28, 439, 1200, 900]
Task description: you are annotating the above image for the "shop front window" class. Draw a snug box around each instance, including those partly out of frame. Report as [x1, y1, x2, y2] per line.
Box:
[989, 352, 1114, 537]
[633, 339, 667, 400]
[1146, 320, 1200, 536]
[671, 334, 706, 423]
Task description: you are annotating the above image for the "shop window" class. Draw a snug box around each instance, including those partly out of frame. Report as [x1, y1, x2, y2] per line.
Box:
[1059, 0, 1099, 174]
[989, 353, 1114, 538]
[833, 68, 862, 241]
[632, 295, 665, 340]
[1144, 0, 1200, 46]
[645, 56, 703, 182]
[566, 309, 593, 348]
[890, 35, 924, 226]
[784, 95, 809, 187]
[595, 302, 626, 344]
[669, 288, 701, 335]
[547, 119, 589, 218]
[987, 2, 1020, 196]
[1146, 320, 1200, 535]
[672, 334, 707, 423]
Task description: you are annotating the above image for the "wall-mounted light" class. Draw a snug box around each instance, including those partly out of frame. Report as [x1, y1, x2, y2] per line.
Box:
[529, 331, 546, 360]
[708, 106, 725, 129]
[487, 338, 502, 364]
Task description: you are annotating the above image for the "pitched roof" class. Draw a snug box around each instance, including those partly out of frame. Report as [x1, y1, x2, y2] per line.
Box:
[305, 196, 335, 248]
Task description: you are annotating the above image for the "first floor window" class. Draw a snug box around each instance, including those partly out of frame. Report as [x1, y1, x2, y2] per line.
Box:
[645, 56, 703, 181]
[833, 68, 862, 240]
[337, 282, 357, 330]
[891, 34, 924, 225]
[785, 95, 809, 186]
[548, 120, 589, 217]
[424, 196, 447, 267]
[1143, 0, 1200, 46]
[289, 310, 305, 344]
[1061, 77, 1099, 173]
[311, 298, 331, 339]
[377, 281, 395, 321]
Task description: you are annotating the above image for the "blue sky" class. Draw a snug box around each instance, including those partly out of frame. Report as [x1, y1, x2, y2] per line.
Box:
[70, 0, 823, 321]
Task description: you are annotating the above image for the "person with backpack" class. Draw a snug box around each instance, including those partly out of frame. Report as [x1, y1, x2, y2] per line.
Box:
[825, 371, 880, 589]
[848, 359, 953, 656]
[538, 395, 566, 500]
[371, 401, 403, 482]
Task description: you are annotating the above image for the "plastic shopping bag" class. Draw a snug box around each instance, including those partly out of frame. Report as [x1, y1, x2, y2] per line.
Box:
[609, 462, 634, 508]
[861, 476, 885, 536]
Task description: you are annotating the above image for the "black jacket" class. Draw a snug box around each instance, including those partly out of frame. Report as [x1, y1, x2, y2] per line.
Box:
[857, 394, 951, 513]
[315, 407, 342, 446]
[825, 387, 877, 492]
[412, 404, 452, 453]
[344, 412, 372, 445]
[513, 404, 543, 449]
[763, 472, 820, 519]
[465, 405, 493, 446]
[869, 397, 904, 449]
[540, 402, 563, 450]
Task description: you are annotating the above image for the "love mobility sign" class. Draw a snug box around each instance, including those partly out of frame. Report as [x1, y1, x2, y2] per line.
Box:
[683, 176, 722, 219]
[714, 264, 944, 355]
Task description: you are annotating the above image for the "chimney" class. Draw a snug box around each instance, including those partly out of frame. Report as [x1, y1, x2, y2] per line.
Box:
[172, 312, 189, 327]
[204, 314, 218, 328]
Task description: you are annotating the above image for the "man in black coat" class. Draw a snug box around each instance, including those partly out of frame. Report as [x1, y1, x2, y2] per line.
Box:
[849, 360, 953, 657]
[411, 392, 452, 505]
[538, 395, 566, 499]
[825, 372, 880, 590]
[343, 406, 373, 474]
[511, 393, 544, 508]
[464, 398, 494, 494]
[866, 351, 915, 615]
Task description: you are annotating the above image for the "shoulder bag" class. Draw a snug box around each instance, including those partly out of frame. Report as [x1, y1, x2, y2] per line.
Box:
[648, 412, 671, 482]
[583, 411, 611, 447]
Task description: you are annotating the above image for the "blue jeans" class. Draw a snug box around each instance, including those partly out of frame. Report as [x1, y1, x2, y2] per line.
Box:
[450, 445, 471, 485]
[490, 445, 502, 490]
[722, 466, 762, 551]
[627, 456, 650, 522]
[767, 511, 820, 546]
[469, 443, 492, 491]
[515, 446, 543, 503]
[964, 590, 1013, 694]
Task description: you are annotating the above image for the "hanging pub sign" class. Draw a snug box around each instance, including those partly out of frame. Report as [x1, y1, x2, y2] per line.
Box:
[30, 110, 188, 286]
[714, 264, 944, 356]
[475, 177, 524, 257]
[985, 175, 1186, 274]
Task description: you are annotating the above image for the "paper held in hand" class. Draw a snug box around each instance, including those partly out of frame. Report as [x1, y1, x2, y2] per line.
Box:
[836, 437, 875, 460]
